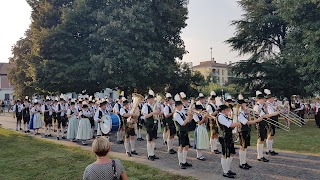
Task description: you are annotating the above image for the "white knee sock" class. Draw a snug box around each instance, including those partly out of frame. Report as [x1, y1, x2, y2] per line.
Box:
[124, 142, 130, 153]
[163, 131, 168, 143]
[19, 122, 22, 129]
[130, 139, 135, 151]
[213, 138, 218, 150]
[151, 142, 155, 155]
[257, 143, 264, 159]
[244, 149, 247, 164]
[138, 129, 141, 138]
[147, 143, 152, 157]
[182, 150, 188, 164]
[196, 149, 203, 158]
[117, 132, 120, 141]
[266, 139, 270, 151]
[44, 127, 47, 135]
[62, 127, 65, 137]
[178, 152, 183, 164]
[227, 157, 233, 171]
[167, 138, 172, 151]
[221, 158, 228, 173]
[171, 138, 174, 149]
[269, 139, 273, 151]
[47, 127, 51, 135]
[27, 123, 29, 130]
[239, 150, 245, 165]
[57, 129, 60, 138]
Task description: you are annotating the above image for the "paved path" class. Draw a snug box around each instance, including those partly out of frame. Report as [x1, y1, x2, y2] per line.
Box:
[1, 114, 320, 180]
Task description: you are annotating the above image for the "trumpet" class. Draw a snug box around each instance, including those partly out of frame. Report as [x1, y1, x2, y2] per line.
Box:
[247, 107, 290, 132]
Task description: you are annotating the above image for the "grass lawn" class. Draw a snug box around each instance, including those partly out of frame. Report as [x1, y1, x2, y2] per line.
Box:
[189, 119, 320, 155]
[0, 128, 195, 180]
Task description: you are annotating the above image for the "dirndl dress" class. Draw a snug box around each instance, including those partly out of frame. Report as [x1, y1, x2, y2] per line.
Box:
[67, 116, 79, 140]
[194, 124, 210, 150]
[33, 113, 42, 129]
[29, 114, 34, 129]
[76, 118, 92, 140]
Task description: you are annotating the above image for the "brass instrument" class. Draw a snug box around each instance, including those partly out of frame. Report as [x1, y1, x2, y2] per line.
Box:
[127, 93, 144, 128]
[232, 104, 240, 142]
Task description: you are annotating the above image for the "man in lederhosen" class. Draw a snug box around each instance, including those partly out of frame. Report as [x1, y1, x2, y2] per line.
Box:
[22, 97, 31, 133]
[217, 105, 242, 178]
[94, 101, 109, 137]
[142, 90, 160, 161]
[42, 98, 53, 137]
[114, 94, 124, 144]
[206, 91, 221, 154]
[56, 98, 68, 140]
[13, 99, 23, 131]
[163, 93, 177, 154]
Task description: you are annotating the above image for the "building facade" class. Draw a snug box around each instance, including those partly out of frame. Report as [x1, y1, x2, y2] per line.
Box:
[0, 63, 13, 100]
[192, 60, 232, 86]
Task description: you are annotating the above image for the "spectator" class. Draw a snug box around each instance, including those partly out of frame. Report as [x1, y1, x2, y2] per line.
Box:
[83, 137, 128, 180]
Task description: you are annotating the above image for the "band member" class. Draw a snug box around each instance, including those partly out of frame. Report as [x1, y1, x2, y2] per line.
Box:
[265, 89, 279, 156]
[13, 99, 23, 131]
[315, 99, 320, 128]
[281, 99, 291, 127]
[173, 94, 193, 169]
[94, 101, 109, 136]
[237, 94, 262, 170]
[67, 102, 79, 142]
[136, 102, 144, 141]
[217, 104, 242, 178]
[120, 100, 138, 157]
[56, 98, 68, 140]
[22, 97, 31, 133]
[76, 104, 92, 145]
[31, 101, 42, 135]
[294, 100, 305, 124]
[52, 99, 58, 132]
[163, 93, 177, 154]
[161, 99, 167, 145]
[196, 93, 206, 108]
[114, 93, 124, 144]
[142, 90, 160, 161]
[88, 101, 96, 138]
[193, 105, 209, 161]
[42, 98, 53, 137]
[206, 91, 221, 154]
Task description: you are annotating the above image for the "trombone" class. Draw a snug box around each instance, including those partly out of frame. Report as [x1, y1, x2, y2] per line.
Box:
[276, 105, 306, 126]
[247, 108, 290, 132]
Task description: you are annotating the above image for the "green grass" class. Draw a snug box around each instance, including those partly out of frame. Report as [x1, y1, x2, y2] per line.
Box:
[0, 128, 195, 180]
[188, 119, 320, 155]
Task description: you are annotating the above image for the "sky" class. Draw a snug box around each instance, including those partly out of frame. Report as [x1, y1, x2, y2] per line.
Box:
[0, 0, 249, 65]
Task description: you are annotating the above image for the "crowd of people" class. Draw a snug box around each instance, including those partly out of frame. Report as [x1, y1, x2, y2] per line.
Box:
[11, 90, 318, 179]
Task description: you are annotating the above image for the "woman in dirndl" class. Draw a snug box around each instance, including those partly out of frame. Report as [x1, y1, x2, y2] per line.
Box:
[76, 104, 92, 145]
[67, 102, 79, 142]
[193, 105, 210, 161]
[31, 102, 42, 135]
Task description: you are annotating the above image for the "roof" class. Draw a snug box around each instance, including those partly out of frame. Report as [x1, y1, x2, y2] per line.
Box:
[0, 63, 13, 75]
[193, 60, 229, 69]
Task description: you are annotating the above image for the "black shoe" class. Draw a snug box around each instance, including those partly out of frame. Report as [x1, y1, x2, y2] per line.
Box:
[239, 164, 249, 170]
[169, 149, 176, 154]
[228, 170, 236, 175]
[189, 145, 193, 148]
[140, 138, 144, 141]
[27, 130, 30, 133]
[120, 140, 124, 144]
[152, 155, 159, 159]
[197, 157, 206, 161]
[24, 131, 27, 133]
[54, 129, 57, 132]
[131, 151, 138, 155]
[271, 151, 279, 155]
[127, 152, 132, 157]
[62, 136, 66, 139]
[148, 156, 155, 161]
[164, 141, 167, 145]
[48, 134, 52, 137]
[56, 137, 60, 140]
[117, 141, 122, 144]
[183, 162, 192, 167]
[257, 157, 269, 162]
[223, 173, 235, 178]
[137, 138, 141, 141]
[20, 128, 23, 130]
[82, 142, 88, 146]
[214, 150, 221, 154]
[179, 163, 186, 169]
[45, 135, 48, 137]
[244, 163, 252, 168]
[37, 133, 40, 135]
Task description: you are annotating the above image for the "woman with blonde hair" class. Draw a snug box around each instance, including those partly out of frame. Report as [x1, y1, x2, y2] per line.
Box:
[83, 137, 128, 180]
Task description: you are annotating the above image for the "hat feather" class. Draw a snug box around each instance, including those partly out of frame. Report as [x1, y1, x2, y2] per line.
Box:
[256, 91, 262, 96]
[264, 89, 271, 95]
[174, 94, 181, 101]
[148, 90, 155, 96]
[238, 94, 244, 100]
[166, 93, 172, 98]
[179, 92, 186, 98]
[210, 91, 216, 96]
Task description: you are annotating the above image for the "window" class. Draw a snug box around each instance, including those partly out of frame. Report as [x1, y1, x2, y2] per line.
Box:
[222, 77, 225, 84]
[218, 77, 220, 84]
[5, 94, 9, 100]
[217, 69, 220, 75]
[222, 69, 224, 75]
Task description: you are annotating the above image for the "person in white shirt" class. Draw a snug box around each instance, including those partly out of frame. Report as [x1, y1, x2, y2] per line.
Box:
[76, 104, 92, 145]
[173, 94, 193, 169]
[52, 100, 59, 132]
[94, 101, 109, 137]
[142, 90, 160, 161]
[31, 102, 42, 135]
[67, 102, 79, 141]
[114, 96, 124, 144]
[22, 98, 31, 133]
[193, 105, 209, 161]
[206, 91, 221, 154]
[315, 100, 320, 128]
[217, 105, 242, 178]
[136, 102, 144, 141]
[13, 99, 24, 131]
[237, 95, 262, 170]
[163, 93, 176, 154]
[42, 99, 53, 137]
[120, 100, 139, 157]
[56, 98, 68, 140]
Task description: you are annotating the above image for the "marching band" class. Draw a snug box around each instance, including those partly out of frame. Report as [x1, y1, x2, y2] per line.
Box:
[11, 89, 310, 178]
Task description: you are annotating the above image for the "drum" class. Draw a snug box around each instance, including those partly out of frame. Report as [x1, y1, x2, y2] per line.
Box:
[110, 114, 121, 132]
[99, 114, 121, 134]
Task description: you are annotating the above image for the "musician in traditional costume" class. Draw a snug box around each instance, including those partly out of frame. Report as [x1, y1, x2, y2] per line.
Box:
[206, 91, 221, 154]
[76, 104, 92, 145]
[120, 100, 139, 157]
[163, 93, 177, 154]
[217, 105, 242, 178]
[161, 99, 168, 145]
[94, 101, 109, 137]
[22, 97, 31, 133]
[114, 93, 124, 144]
[294, 99, 305, 124]
[136, 102, 144, 141]
[237, 94, 262, 170]
[173, 94, 193, 169]
[42, 98, 53, 137]
[67, 102, 79, 141]
[13, 99, 23, 131]
[31, 101, 42, 135]
[88, 100, 96, 138]
[142, 90, 160, 161]
[264, 89, 280, 156]
[52, 99, 58, 132]
[193, 105, 209, 161]
[315, 99, 320, 128]
[56, 98, 68, 140]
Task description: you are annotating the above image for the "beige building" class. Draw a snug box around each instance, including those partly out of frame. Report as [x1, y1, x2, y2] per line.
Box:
[192, 60, 232, 86]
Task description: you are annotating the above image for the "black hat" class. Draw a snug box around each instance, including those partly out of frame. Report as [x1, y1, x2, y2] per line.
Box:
[218, 105, 229, 111]
[88, 101, 93, 104]
[34, 102, 39, 105]
[195, 104, 204, 110]
[70, 102, 76, 106]
[198, 93, 205, 100]
[256, 91, 265, 99]
[45, 99, 50, 102]
[123, 100, 129, 105]
[238, 99, 246, 104]
[175, 101, 183, 106]
[59, 98, 65, 101]
[99, 101, 107, 107]
[16, 99, 21, 102]
[82, 104, 88, 108]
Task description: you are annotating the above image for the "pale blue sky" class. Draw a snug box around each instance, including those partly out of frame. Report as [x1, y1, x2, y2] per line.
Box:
[0, 0, 249, 65]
